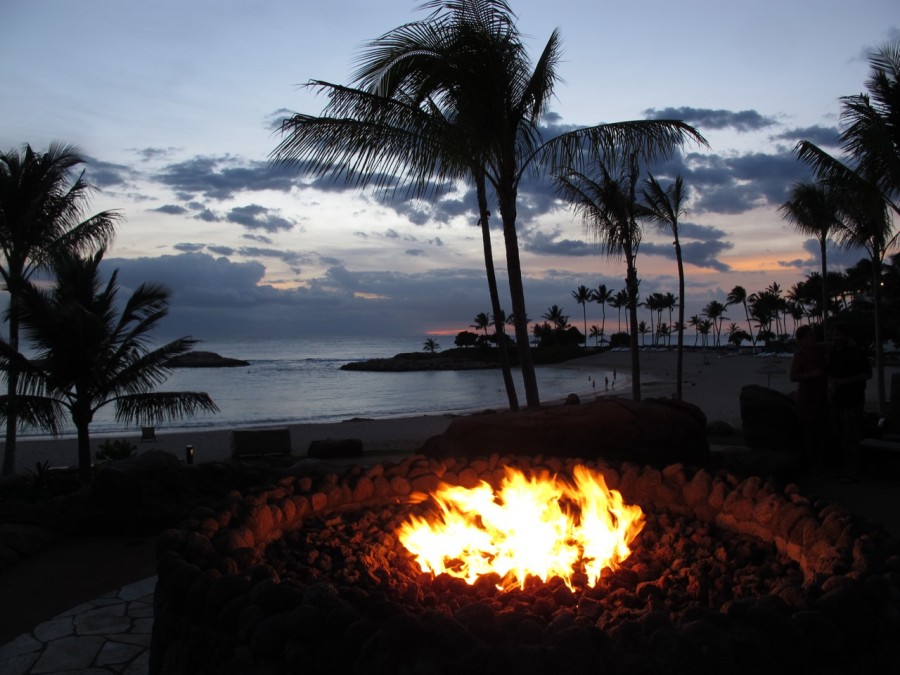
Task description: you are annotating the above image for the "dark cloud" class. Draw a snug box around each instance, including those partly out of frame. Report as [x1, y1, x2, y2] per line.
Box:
[526, 230, 595, 257]
[772, 125, 841, 148]
[405, 249, 426, 256]
[155, 156, 298, 201]
[641, 240, 733, 272]
[644, 107, 778, 132]
[173, 243, 206, 253]
[777, 238, 867, 270]
[208, 245, 236, 256]
[153, 204, 189, 215]
[226, 204, 295, 233]
[82, 158, 136, 189]
[679, 221, 728, 242]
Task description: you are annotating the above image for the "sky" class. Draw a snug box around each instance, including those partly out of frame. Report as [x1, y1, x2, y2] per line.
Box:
[1, 0, 898, 342]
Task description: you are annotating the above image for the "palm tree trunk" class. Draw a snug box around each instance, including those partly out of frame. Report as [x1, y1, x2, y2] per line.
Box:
[675, 243, 685, 401]
[76, 421, 92, 486]
[872, 254, 887, 414]
[2, 304, 20, 476]
[819, 237, 829, 324]
[499, 194, 540, 408]
[475, 174, 519, 411]
[626, 254, 641, 402]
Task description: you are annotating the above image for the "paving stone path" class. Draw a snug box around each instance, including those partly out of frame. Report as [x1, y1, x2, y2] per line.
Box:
[0, 576, 155, 674]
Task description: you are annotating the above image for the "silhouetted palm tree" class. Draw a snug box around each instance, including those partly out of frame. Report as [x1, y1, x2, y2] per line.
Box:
[0, 143, 119, 476]
[795, 40, 900, 410]
[556, 156, 644, 400]
[542, 304, 569, 330]
[471, 312, 490, 336]
[640, 174, 687, 397]
[273, 0, 705, 408]
[571, 285, 592, 347]
[591, 283, 612, 342]
[423, 337, 440, 353]
[703, 299, 727, 348]
[779, 180, 841, 324]
[726, 285, 756, 352]
[0, 251, 218, 484]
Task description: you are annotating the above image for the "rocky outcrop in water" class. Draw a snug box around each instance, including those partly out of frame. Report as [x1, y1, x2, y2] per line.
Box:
[168, 351, 250, 368]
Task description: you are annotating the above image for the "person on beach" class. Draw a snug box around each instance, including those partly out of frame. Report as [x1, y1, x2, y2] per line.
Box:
[790, 324, 829, 472]
[827, 322, 872, 481]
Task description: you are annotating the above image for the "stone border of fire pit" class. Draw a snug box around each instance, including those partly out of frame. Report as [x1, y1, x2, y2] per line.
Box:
[150, 455, 900, 675]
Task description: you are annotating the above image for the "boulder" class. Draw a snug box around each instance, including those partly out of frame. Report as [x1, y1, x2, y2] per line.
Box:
[739, 385, 800, 454]
[420, 397, 709, 466]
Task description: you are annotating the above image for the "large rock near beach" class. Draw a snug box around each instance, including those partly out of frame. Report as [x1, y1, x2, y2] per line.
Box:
[739, 384, 800, 453]
[421, 397, 709, 465]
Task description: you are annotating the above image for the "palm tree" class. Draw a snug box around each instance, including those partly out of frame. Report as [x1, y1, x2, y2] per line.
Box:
[0, 251, 218, 484]
[612, 288, 628, 334]
[779, 180, 840, 324]
[272, 0, 706, 408]
[571, 285, 592, 348]
[703, 299, 727, 348]
[0, 143, 119, 476]
[589, 324, 602, 348]
[541, 304, 569, 330]
[794, 40, 900, 411]
[639, 174, 687, 397]
[726, 285, 756, 352]
[591, 283, 612, 342]
[556, 156, 644, 400]
[423, 337, 440, 353]
[471, 312, 490, 337]
[688, 314, 701, 347]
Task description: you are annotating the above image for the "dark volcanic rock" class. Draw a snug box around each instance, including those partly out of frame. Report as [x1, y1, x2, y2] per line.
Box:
[420, 396, 709, 466]
[169, 351, 250, 368]
[341, 349, 497, 372]
[739, 385, 800, 454]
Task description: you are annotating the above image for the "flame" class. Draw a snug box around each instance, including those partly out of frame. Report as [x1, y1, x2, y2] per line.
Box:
[397, 465, 645, 591]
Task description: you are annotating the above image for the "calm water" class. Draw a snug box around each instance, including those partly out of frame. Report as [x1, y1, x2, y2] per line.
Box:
[20, 336, 614, 438]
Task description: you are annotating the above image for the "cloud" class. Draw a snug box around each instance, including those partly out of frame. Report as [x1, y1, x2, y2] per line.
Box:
[155, 155, 298, 201]
[526, 229, 595, 257]
[226, 204, 295, 232]
[644, 107, 778, 132]
[641, 240, 733, 272]
[152, 204, 189, 215]
[772, 125, 841, 148]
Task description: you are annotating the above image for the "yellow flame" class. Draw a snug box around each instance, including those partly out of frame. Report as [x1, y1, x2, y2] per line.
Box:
[397, 465, 644, 591]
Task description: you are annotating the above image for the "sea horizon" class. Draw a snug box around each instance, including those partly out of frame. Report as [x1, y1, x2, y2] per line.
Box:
[12, 335, 617, 441]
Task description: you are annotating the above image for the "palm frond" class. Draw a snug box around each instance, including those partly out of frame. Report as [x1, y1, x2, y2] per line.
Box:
[114, 392, 219, 427]
[0, 395, 64, 434]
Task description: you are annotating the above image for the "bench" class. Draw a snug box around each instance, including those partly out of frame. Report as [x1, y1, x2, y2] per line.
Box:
[230, 427, 293, 460]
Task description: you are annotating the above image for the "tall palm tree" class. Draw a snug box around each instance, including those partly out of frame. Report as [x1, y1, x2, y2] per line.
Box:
[556, 156, 644, 400]
[639, 174, 687, 397]
[0, 251, 218, 484]
[571, 285, 592, 347]
[794, 40, 900, 411]
[779, 180, 840, 324]
[589, 324, 602, 348]
[272, 0, 706, 408]
[688, 314, 701, 347]
[0, 143, 119, 476]
[591, 283, 612, 342]
[726, 285, 756, 352]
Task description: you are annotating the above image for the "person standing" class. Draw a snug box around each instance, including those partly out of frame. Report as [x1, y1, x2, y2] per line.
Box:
[827, 322, 872, 481]
[790, 324, 829, 473]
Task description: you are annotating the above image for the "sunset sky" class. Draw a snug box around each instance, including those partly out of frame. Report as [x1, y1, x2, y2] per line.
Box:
[1, 0, 898, 341]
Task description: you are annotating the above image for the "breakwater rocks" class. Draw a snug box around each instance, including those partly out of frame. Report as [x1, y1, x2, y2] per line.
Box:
[341, 350, 497, 372]
[169, 351, 251, 368]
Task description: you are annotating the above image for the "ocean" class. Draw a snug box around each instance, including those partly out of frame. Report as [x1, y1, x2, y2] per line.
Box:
[18, 336, 615, 438]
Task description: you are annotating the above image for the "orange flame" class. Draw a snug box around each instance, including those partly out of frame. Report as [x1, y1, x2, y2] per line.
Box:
[397, 465, 645, 591]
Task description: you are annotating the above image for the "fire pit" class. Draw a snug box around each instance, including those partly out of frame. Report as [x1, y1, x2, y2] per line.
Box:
[150, 455, 900, 675]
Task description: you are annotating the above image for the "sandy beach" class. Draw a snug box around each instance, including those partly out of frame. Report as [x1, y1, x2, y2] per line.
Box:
[8, 347, 892, 470]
